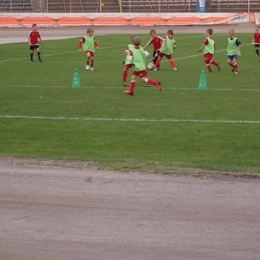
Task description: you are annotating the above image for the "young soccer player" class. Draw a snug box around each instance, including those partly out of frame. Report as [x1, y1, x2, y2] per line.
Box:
[78, 28, 99, 71]
[252, 25, 260, 57]
[28, 24, 42, 62]
[198, 28, 220, 72]
[153, 30, 177, 71]
[124, 36, 161, 96]
[226, 29, 242, 75]
[143, 29, 164, 70]
[122, 35, 135, 87]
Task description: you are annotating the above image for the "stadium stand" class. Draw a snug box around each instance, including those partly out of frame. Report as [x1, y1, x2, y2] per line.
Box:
[0, 0, 33, 12]
[48, 0, 99, 12]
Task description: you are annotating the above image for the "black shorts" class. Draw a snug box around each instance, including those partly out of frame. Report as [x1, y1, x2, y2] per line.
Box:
[255, 44, 260, 48]
[30, 45, 39, 50]
[153, 50, 160, 58]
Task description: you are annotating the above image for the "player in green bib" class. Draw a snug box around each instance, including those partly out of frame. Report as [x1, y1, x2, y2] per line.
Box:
[78, 28, 99, 71]
[124, 37, 162, 95]
[154, 30, 178, 71]
[226, 29, 242, 74]
[198, 28, 220, 72]
[122, 36, 135, 87]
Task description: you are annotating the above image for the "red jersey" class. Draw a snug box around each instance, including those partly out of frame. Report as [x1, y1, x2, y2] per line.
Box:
[28, 30, 41, 45]
[253, 32, 260, 43]
[147, 36, 164, 51]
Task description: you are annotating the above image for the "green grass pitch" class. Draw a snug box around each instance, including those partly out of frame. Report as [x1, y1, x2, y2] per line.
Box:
[0, 32, 260, 174]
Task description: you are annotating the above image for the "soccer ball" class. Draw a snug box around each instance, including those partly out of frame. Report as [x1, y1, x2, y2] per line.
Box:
[147, 63, 154, 70]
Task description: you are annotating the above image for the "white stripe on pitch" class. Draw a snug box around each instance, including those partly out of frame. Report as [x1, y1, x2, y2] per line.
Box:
[0, 84, 259, 91]
[1, 115, 260, 124]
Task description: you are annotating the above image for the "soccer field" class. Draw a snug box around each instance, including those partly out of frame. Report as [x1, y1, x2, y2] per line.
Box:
[0, 32, 260, 173]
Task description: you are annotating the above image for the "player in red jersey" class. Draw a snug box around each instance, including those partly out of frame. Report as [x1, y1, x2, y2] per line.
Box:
[143, 29, 164, 70]
[252, 25, 260, 57]
[28, 24, 42, 62]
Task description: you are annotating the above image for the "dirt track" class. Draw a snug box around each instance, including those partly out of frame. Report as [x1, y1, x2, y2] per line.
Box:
[0, 159, 260, 260]
[1, 24, 260, 259]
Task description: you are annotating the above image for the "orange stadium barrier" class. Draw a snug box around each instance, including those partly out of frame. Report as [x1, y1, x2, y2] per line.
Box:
[92, 16, 127, 26]
[20, 16, 56, 26]
[0, 16, 19, 26]
[0, 13, 257, 27]
[128, 17, 164, 26]
[57, 17, 92, 26]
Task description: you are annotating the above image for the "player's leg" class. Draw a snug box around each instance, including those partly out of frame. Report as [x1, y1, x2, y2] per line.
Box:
[30, 46, 34, 62]
[167, 55, 177, 71]
[122, 64, 132, 87]
[90, 57, 94, 71]
[141, 75, 161, 91]
[36, 46, 42, 62]
[85, 51, 91, 70]
[255, 45, 259, 57]
[204, 54, 212, 72]
[124, 73, 137, 95]
[227, 57, 234, 72]
[154, 53, 162, 70]
[232, 57, 238, 74]
[154, 50, 160, 70]
[209, 54, 220, 70]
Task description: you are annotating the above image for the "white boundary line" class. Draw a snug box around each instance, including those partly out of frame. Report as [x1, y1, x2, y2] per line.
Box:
[1, 115, 259, 124]
[0, 35, 206, 63]
[0, 84, 259, 91]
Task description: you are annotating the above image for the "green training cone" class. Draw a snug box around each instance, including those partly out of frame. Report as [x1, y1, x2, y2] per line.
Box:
[71, 67, 81, 88]
[197, 68, 208, 90]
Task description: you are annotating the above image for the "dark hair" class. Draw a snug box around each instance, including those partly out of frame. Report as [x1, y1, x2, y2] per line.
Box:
[150, 29, 156, 34]
[207, 28, 213, 35]
[132, 36, 141, 46]
[87, 27, 94, 33]
[167, 29, 173, 35]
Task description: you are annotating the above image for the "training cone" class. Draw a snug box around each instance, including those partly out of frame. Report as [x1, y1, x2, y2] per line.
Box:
[197, 68, 208, 90]
[71, 67, 81, 88]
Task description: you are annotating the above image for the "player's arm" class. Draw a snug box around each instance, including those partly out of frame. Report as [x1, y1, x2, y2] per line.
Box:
[214, 43, 216, 53]
[143, 38, 152, 49]
[234, 39, 242, 54]
[123, 46, 129, 64]
[252, 34, 255, 43]
[161, 39, 166, 51]
[198, 43, 205, 52]
[78, 37, 84, 51]
[173, 42, 177, 50]
[144, 50, 149, 58]
[38, 33, 42, 44]
[94, 37, 99, 49]
[128, 51, 133, 61]
[28, 32, 31, 45]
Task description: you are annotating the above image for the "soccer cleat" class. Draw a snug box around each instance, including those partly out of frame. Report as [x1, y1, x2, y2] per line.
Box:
[38, 58, 42, 62]
[173, 68, 178, 71]
[124, 90, 133, 95]
[86, 65, 90, 70]
[122, 82, 127, 87]
[207, 70, 212, 73]
[217, 63, 221, 70]
[231, 68, 234, 72]
[153, 68, 157, 71]
[156, 81, 162, 91]
[143, 83, 150, 87]
[157, 66, 161, 70]
[30, 60, 34, 62]
[90, 67, 94, 71]
[235, 71, 238, 75]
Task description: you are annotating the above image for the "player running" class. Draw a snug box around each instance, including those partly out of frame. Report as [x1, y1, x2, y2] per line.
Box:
[252, 25, 260, 57]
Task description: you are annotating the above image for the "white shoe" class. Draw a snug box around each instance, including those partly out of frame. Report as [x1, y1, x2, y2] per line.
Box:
[173, 68, 178, 71]
[90, 67, 94, 71]
[153, 68, 157, 71]
[86, 65, 90, 70]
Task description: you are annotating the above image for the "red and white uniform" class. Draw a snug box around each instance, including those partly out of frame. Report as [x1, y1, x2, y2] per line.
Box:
[147, 36, 164, 51]
[28, 31, 41, 45]
[253, 32, 260, 43]
[202, 37, 216, 60]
